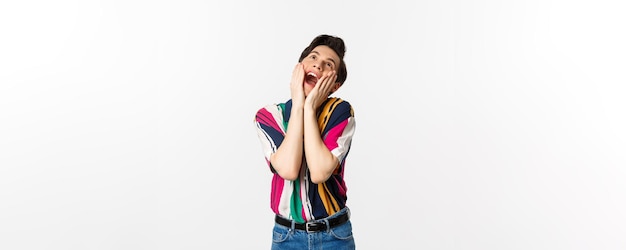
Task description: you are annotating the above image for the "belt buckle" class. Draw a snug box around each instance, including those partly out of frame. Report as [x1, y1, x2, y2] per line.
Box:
[305, 222, 315, 233]
[305, 221, 327, 233]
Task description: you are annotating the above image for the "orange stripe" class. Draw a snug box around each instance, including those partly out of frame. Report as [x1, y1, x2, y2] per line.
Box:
[317, 98, 343, 132]
[318, 182, 340, 215]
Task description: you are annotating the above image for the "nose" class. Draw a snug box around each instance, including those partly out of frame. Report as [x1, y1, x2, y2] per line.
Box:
[313, 63, 322, 71]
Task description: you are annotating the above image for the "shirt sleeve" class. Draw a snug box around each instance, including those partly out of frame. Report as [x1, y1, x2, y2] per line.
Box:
[318, 99, 356, 163]
[254, 104, 286, 172]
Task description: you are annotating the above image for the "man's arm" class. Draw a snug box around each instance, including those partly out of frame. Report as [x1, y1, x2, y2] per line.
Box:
[304, 105, 339, 184]
[270, 106, 303, 180]
[269, 63, 307, 180]
[303, 70, 340, 184]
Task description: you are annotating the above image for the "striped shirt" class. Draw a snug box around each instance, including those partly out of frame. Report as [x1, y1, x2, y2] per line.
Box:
[254, 97, 356, 222]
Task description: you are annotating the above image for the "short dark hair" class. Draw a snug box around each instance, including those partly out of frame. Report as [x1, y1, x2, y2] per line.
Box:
[298, 34, 347, 85]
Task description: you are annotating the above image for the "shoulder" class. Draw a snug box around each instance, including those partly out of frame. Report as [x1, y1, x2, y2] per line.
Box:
[326, 97, 354, 115]
[255, 100, 291, 120]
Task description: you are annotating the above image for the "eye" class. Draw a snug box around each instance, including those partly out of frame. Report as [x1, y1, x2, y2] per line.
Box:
[326, 62, 333, 68]
[310, 55, 317, 60]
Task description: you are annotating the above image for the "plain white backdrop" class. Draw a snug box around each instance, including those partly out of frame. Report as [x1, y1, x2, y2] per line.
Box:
[1, 0, 625, 249]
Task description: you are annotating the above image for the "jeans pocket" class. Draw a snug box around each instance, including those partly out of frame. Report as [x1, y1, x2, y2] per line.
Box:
[329, 221, 354, 240]
[272, 224, 292, 243]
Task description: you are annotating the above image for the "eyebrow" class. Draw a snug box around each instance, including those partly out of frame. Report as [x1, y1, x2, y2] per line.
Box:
[311, 50, 337, 65]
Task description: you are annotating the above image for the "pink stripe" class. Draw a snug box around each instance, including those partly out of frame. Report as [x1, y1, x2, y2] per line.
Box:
[323, 119, 349, 150]
[270, 174, 284, 214]
[256, 108, 284, 135]
[335, 175, 347, 197]
[255, 108, 272, 124]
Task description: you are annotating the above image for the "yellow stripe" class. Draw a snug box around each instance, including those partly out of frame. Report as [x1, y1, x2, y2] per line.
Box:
[317, 98, 343, 132]
[316, 98, 343, 216]
[318, 182, 340, 215]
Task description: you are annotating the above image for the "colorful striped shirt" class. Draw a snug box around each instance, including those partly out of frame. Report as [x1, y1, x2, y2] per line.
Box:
[254, 97, 356, 222]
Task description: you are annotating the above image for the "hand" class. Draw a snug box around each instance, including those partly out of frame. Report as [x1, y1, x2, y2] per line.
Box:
[290, 63, 305, 106]
[305, 70, 337, 110]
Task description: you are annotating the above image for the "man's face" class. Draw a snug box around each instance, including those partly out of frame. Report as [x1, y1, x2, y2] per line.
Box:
[301, 45, 341, 97]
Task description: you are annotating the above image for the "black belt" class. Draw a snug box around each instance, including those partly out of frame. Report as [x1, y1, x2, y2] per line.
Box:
[275, 212, 350, 232]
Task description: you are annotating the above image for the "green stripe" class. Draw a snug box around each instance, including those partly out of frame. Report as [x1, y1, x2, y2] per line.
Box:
[290, 179, 305, 223]
[277, 103, 288, 131]
[279, 102, 303, 223]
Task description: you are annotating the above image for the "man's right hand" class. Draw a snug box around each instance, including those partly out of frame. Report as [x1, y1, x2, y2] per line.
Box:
[290, 63, 305, 107]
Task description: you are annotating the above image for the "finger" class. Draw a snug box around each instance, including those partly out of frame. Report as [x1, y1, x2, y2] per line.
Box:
[322, 71, 336, 94]
[328, 74, 338, 94]
[321, 70, 334, 84]
[315, 73, 328, 88]
[292, 63, 304, 84]
[296, 63, 305, 76]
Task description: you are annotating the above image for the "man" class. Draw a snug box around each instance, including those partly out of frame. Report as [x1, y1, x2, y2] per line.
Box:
[254, 34, 357, 249]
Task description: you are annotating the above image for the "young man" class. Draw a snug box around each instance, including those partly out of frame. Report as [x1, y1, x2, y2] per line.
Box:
[254, 34, 357, 249]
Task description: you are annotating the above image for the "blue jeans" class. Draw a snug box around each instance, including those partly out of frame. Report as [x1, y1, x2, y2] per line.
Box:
[271, 207, 355, 250]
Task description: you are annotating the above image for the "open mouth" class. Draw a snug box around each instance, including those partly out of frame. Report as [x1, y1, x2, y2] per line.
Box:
[305, 72, 318, 85]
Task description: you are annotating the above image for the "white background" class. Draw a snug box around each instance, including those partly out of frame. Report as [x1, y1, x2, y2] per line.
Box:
[1, 0, 625, 249]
